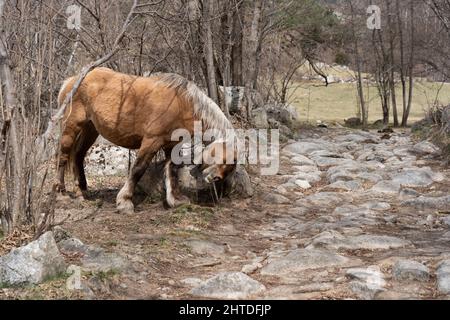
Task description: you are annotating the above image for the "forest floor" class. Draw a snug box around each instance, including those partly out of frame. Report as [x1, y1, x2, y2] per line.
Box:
[2, 126, 450, 300]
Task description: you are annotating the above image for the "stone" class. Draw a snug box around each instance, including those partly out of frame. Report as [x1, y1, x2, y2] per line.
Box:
[344, 118, 362, 128]
[390, 167, 444, 187]
[290, 155, 315, 166]
[348, 264, 386, 300]
[401, 196, 450, 211]
[0, 232, 66, 286]
[371, 180, 401, 194]
[392, 260, 430, 282]
[442, 216, 450, 227]
[289, 172, 322, 184]
[260, 249, 350, 276]
[293, 165, 319, 173]
[307, 232, 411, 251]
[85, 143, 135, 176]
[251, 107, 269, 128]
[346, 265, 386, 299]
[58, 237, 128, 273]
[190, 272, 265, 299]
[283, 142, 330, 155]
[300, 192, 346, 208]
[362, 202, 391, 211]
[325, 180, 361, 191]
[181, 277, 204, 288]
[314, 157, 356, 168]
[437, 260, 450, 295]
[347, 266, 386, 300]
[241, 262, 262, 274]
[410, 141, 440, 156]
[186, 240, 225, 256]
[294, 180, 311, 189]
[399, 188, 422, 200]
[264, 193, 290, 204]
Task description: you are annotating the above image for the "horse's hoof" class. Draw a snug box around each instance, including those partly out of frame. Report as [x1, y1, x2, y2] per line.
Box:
[169, 196, 191, 208]
[54, 182, 66, 193]
[117, 200, 134, 214]
[75, 189, 87, 200]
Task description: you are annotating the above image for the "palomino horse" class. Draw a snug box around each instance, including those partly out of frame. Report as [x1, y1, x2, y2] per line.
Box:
[57, 67, 236, 213]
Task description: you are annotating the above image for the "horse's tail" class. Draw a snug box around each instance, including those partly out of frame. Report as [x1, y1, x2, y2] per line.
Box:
[57, 76, 79, 178]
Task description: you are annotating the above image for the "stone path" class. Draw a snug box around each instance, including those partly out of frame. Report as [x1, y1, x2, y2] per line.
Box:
[172, 128, 450, 300]
[13, 127, 448, 300]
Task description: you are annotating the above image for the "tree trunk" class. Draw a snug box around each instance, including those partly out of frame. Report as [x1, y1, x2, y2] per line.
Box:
[202, 0, 219, 103]
[247, 0, 264, 89]
[350, 1, 368, 127]
[402, 0, 415, 127]
[387, 0, 399, 127]
[231, 2, 244, 86]
[0, 4, 24, 234]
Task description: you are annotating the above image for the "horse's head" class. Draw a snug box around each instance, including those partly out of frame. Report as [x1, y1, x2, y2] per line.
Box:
[191, 140, 237, 184]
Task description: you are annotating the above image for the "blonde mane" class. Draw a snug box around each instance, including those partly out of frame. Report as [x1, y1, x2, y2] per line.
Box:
[154, 73, 233, 133]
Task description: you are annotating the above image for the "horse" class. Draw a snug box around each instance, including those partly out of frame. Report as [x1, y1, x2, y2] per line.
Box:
[56, 67, 236, 213]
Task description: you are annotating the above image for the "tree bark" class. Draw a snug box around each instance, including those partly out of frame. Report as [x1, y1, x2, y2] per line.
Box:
[386, 0, 399, 126]
[247, 0, 264, 89]
[402, 0, 415, 127]
[202, 0, 219, 103]
[231, 1, 244, 86]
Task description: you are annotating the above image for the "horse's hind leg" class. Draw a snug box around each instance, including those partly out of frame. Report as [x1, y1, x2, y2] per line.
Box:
[117, 137, 164, 214]
[73, 121, 99, 197]
[57, 103, 87, 193]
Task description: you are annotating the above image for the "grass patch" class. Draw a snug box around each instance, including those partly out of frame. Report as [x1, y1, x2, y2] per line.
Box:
[289, 80, 450, 124]
[152, 204, 215, 229]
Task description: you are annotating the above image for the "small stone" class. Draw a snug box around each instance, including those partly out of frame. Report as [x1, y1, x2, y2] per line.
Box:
[181, 277, 204, 288]
[392, 260, 430, 282]
[371, 180, 401, 194]
[290, 155, 315, 166]
[186, 240, 225, 257]
[190, 272, 265, 299]
[241, 262, 262, 274]
[264, 193, 290, 204]
[294, 180, 312, 189]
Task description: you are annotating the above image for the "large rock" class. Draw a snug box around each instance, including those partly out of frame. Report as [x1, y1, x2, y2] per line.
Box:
[85, 142, 136, 176]
[190, 272, 265, 299]
[410, 141, 440, 156]
[390, 167, 444, 188]
[0, 232, 66, 286]
[437, 260, 450, 295]
[401, 196, 450, 211]
[347, 266, 386, 299]
[283, 141, 331, 155]
[392, 260, 430, 282]
[251, 107, 269, 129]
[260, 249, 350, 276]
[306, 232, 411, 251]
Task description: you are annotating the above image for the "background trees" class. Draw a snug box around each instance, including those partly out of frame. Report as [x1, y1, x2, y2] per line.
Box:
[1, 0, 450, 235]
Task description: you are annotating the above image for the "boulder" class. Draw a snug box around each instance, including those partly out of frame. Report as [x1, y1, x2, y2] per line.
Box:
[0, 232, 66, 286]
[190, 272, 265, 299]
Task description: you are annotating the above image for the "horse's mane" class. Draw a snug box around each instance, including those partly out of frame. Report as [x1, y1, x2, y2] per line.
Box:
[154, 73, 233, 133]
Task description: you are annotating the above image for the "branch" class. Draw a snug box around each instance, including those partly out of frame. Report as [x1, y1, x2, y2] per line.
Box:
[38, 0, 140, 152]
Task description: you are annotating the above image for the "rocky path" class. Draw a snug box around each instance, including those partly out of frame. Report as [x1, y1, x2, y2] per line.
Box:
[4, 127, 449, 300]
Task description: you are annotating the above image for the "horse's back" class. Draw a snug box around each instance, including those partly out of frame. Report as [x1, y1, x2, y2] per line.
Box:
[59, 68, 192, 149]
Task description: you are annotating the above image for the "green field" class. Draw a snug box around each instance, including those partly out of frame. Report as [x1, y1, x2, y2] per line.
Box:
[289, 80, 450, 124]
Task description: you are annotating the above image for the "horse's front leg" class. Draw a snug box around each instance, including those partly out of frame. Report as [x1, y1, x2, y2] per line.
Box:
[164, 159, 191, 208]
[117, 138, 163, 214]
